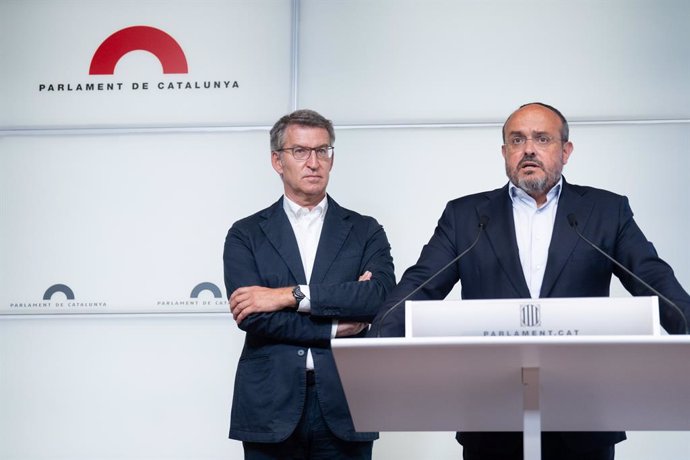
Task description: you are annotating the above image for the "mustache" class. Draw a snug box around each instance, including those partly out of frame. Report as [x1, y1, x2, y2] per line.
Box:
[517, 156, 544, 169]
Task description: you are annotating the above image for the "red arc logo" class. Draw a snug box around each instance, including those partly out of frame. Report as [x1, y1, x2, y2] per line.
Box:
[89, 26, 188, 75]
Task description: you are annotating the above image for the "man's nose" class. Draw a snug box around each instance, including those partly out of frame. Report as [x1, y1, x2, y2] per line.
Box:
[305, 150, 320, 167]
[522, 138, 539, 154]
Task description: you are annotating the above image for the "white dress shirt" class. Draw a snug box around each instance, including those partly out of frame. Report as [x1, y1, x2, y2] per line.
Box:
[509, 179, 562, 299]
[283, 195, 336, 369]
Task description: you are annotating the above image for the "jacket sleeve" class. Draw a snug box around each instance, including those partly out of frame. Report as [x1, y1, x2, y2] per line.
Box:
[308, 218, 396, 321]
[369, 201, 462, 337]
[611, 197, 690, 334]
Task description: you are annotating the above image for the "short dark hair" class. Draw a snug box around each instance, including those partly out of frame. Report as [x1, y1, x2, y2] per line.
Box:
[502, 102, 569, 142]
[270, 109, 335, 151]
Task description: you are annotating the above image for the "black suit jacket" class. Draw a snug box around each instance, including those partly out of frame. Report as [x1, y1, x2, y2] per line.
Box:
[371, 179, 690, 452]
[224, 196, 395, 443]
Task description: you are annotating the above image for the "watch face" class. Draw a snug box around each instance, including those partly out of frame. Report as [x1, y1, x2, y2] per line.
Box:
[292, 286, 305, 301]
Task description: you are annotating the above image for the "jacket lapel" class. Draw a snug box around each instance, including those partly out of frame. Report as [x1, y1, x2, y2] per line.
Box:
[310, 196, 352, 284]
[477, 185, 531, 298]
[540, 179, 593, 297]
[259, 197, 307, 284]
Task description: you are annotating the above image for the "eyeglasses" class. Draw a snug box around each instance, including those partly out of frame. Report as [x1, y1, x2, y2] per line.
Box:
[506, 135, 561, 149]
[277, 145, 334, 161]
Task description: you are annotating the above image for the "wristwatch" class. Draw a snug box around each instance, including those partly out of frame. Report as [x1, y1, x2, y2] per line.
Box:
[292, 285, 306, 306]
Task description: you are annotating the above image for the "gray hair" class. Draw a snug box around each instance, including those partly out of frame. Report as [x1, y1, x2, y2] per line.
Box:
[269, 109, 335, 151]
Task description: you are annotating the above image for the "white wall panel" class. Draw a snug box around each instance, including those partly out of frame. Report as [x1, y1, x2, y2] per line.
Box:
[299, 0, 690, 123]
[4, 121, 686, 313]
[0, 131, 282, 313]
[0, 0, 292, 128]
[0, 314, 245, 460]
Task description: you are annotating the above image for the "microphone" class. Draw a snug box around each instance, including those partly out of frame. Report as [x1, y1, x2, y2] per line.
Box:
[567, 213, 688, 334]
[374, 215, 489, 337]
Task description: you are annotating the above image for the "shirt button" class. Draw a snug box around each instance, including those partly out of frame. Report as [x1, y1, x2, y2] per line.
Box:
[297, 350, 305, 356]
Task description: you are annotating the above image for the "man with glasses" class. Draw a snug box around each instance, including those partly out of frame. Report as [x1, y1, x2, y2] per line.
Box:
[370, 102, 690, 459]
[224, 109, 395, 459]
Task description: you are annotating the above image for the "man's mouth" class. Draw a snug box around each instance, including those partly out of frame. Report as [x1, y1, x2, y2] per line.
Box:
[519, 160, 542, 170]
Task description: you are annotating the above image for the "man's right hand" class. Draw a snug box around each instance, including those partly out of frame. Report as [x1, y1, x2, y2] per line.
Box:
[229, 286, 294, 324]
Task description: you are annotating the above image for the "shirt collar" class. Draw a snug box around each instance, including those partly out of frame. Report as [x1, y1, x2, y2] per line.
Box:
[283, 195, 328, 219]
[508, 177, 563, 208]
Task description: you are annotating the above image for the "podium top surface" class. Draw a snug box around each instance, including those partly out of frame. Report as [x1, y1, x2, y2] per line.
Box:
[332, 336, 690, 432]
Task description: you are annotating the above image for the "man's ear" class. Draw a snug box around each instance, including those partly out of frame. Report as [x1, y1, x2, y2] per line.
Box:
[271, 151, 283, 175]
[562, 141, 574, 165]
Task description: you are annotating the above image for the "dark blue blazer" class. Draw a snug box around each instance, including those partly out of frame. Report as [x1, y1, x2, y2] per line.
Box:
[371, 179, 690, 452]
[224, 196, 395, 443]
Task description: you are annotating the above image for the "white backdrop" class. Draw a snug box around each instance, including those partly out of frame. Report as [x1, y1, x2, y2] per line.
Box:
[1, 0, 689, 459]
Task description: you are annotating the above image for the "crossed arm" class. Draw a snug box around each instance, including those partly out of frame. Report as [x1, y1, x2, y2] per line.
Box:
[224, 215, 395, 341]
[229, 271, 373, 337]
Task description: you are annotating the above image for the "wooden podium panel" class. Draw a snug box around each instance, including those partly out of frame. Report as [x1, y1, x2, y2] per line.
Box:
[332, 336, 690, 432]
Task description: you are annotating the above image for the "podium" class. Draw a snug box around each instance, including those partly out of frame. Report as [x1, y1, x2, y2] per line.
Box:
[332, 299, 690, 460]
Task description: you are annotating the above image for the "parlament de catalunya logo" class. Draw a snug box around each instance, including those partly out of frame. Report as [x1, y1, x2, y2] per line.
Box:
[8, 283, 107, 311]
[39, 25, 239, 93]
[156, 282, 229, 310]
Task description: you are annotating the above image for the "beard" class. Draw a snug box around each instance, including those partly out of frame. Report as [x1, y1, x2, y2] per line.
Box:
[506, 156, 562, 197]
[517, 174, 551, 195]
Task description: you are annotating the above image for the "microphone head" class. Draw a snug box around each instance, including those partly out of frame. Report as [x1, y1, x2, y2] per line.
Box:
[478, 215, 490, 228]
[567, 213, 578, 228]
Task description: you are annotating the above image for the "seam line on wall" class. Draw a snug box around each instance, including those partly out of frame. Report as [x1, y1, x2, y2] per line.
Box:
[1, 119, 689, 137]
[289, 0, 300, 111]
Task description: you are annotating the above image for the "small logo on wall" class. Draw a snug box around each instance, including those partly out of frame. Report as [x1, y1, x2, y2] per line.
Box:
[43, 283, 75, 300]
[8, 283, 107, 312]
[190, 282, 223, 299]
[155, 282, 228, 311]
[520, 303, 541, 327]
[39, 25, 239, 93]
